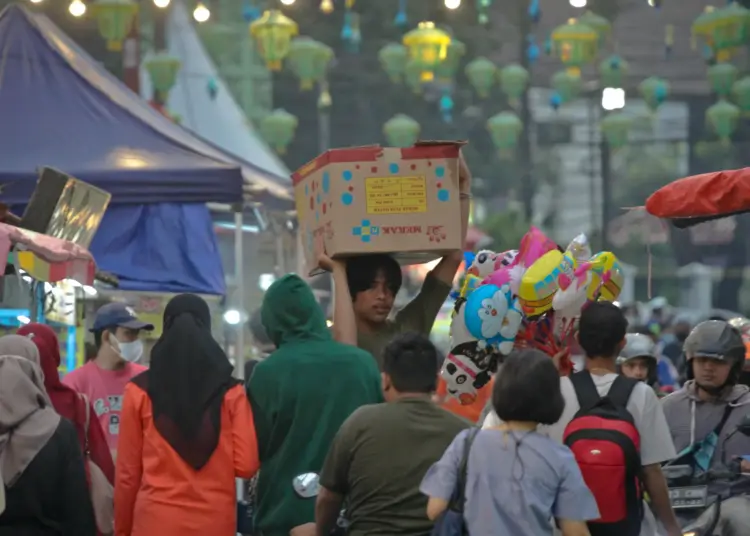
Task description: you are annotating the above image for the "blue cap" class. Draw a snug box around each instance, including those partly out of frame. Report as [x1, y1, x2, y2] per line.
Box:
[90, 303, 154, 332]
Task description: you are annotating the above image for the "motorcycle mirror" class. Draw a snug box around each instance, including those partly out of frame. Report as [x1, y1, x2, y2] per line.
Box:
[737, 414, 750, 437]
[292, 473, 320, 499]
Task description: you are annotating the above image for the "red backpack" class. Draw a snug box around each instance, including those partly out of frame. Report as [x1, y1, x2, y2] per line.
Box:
[563, 372, 643, 536]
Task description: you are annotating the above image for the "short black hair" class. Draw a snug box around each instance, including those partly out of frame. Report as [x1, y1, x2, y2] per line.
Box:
[382, 332, 439, 393]
[345, 254, 402, 299]
[492, 349, 564, 425]
[248, 309, 272, 347]
[94, 329, 104, 350]
[578, 301, 628, 358]
[84, 342, 98, 362]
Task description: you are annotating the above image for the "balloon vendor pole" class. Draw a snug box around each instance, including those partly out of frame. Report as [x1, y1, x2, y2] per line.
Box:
[234, 209, 245, 380]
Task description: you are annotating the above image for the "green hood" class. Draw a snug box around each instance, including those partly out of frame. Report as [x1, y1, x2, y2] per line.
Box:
[261, 274, 330, 346]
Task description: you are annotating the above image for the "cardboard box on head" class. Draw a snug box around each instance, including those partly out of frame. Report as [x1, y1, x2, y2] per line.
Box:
[293, 141, 466, 275]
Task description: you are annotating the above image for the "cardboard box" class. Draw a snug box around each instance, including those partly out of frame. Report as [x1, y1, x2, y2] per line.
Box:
[293, 142, 464, 275]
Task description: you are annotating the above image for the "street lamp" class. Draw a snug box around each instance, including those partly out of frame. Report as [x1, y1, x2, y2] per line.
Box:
[601, 87, 625, 111]
[193, 2, 210, 22]
[69, 0, 86, 17]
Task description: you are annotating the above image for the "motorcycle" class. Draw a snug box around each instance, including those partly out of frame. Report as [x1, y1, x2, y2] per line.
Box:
[292, 473, 348, 536]
[664, 414, 750, 535]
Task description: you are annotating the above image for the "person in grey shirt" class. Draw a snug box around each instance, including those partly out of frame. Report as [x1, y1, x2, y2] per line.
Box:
[422, 349, 599, 536]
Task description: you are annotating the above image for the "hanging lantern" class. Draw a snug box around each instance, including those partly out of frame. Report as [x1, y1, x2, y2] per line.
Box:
[600, 112, 632, 149]
[578, 11, 611, 47]
[465, 57, 497, 98]
[706, 99, 741, 142]
[378, 43, 409, 84]
[696, 3, 750, 58]
[259, 109, 298, 154]
[90, 0, 139, 51]
[486, 112, 523, 159]
[550, 18, 599, 73]
[249, 10, 299, 71]
[731, 76, 750, 112]
[286, 37, 333, 90]
[498, 64, 530, 103]
[638, 76, 670, 112]
[599, 54, 629, 88]
[383, 114, 421, 147]
[707, 62, 739, 97]
[435, 38, 466, 82]
[551, 70, 582, 104]
[402, 21, 452, 82]
[144, 52, 181, 99]
[404, 60, 424, 94]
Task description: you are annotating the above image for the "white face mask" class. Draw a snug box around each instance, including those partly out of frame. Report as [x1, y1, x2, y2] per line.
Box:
[111, 337, 144, 363]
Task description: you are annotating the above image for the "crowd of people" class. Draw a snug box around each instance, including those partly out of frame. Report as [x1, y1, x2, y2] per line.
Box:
[2, 156, 750, 536]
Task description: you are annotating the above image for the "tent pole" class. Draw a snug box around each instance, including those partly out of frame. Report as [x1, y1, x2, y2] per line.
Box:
[234, 209, 245, 380]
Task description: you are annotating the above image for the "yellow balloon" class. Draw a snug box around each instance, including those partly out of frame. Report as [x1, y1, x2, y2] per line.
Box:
[587, 251, 624, 302]
[518, 250, 576, 317]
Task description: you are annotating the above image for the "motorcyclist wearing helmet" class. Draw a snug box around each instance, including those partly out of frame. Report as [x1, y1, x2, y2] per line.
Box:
[617, 333, 658, 384]
[728, 317, 750, 387]
[662, 320, 750, 471]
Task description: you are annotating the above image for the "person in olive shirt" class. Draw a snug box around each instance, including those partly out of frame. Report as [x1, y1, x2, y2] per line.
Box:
[247, 274, 383, 536]
[319, 151, 472, 364]
[316, 333, 470, 536]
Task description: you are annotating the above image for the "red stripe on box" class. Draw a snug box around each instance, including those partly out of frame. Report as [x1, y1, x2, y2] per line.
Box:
[400, 143, 463, 160]
[292, 146, 382, 185]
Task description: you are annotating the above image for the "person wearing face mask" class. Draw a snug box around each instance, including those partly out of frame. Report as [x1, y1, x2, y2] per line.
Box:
[63, 303, 153, 460]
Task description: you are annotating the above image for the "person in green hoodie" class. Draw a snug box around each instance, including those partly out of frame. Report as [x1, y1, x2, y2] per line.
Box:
[247, 274, 383, 536]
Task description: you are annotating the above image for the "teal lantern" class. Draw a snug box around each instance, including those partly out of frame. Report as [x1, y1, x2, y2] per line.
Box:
[551, 70, 582, 104]
[600, 112, 632, 149]
[383, 114, 421, 147]
[144, 52, 181, 99]
[599, 54, 629, 88]
[378, 43, 408, 83]
[259, 109, 298, 154]
[498, 64, 530, 103]
[732, 76, 750, 112]
[707, 63, 739, 98]
[706, 99, 741, 142]
[487, 112, 523, 159]
[465, 57, 497, 98]
[286, 37, 334, 90]
[638, 76, 670, 112]
[435, 38, 466, 82]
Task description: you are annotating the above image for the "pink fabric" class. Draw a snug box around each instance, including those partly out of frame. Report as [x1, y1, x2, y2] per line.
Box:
[62, 361, 147, 456]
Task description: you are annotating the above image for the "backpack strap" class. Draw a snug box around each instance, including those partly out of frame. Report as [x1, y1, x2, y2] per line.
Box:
[569, 371, 601, 411]
[605, 375, 639, 408]
[450, 427, 479, 513]
[80, 393, 91, 455]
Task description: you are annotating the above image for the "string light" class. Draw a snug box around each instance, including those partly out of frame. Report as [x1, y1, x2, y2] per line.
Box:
[28, 0, 44, 4]
[153, 0, 170, 8]
[280, 0, 296, 5]
[69, 0, 86, 17]
[569, 0, 587, 7]
[320, 0, 334, 13]
[444, 0, 461, 9]
[193, 2, 210, 22]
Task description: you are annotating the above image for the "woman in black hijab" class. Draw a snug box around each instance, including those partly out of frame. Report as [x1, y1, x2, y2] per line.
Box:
[116, 294, 259, 536]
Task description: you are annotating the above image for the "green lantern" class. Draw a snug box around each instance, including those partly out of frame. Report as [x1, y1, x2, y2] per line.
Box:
[578, 11, 611, 47]
[144, 52, 181, 99]
[706, 99, 741, 142]
[600, 112, 632, 149]
[402, 21, 452, 82]
[599, 54, 629, 88]
[707, 62, 739, 97]
[383, 114, 421, 147]
[551, 70, 582, 104]
[732, 76, 750, 111]
[404, 60, 424, 94]
[551, 18, 599, 73]
[90, 0, 139, 51]
[708, 3, 750, 56]
[259, 109, 298, 154]
[498, 64, 529, 103]
[487, 112, 523, 159]
[250, 10, 299, 71]
[378, 43, 409, 83]
[465, 57, 497, 98]
[286, 37, 333, 90]
[638, 76, 669, 112]
[435, 39, 466, 82]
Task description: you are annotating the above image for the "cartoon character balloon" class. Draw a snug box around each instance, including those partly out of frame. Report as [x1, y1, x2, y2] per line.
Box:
[463, 283, 523, 355]
[517, 249, 576, 318]
[467, 250, 498, 279]
[440, 343, 494, 405]
[587, 251, 623, 302]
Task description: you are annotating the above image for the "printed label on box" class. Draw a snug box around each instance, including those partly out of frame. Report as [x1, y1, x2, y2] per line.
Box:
[365, 176, 427, 214]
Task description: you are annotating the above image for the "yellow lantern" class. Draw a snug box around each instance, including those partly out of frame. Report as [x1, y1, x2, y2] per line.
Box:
[249, 10, 299, 71]
[551, 18, 599, 74]
[90, 0, 139, 52]
[402, 21, 452, 82]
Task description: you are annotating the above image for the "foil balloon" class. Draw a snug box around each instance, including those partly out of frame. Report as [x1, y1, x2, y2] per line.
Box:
[450, 299, 476, 349]
[587, 251, 624, 302]
[515, 227, 559, 270]
[518, 249, 576, 318]
[566, 233, 592, 264]
[495, 249, 519, 270]
[552, 261, 595, 339]
[440, 342, 494, 405]
[483, 263, 525, 296]
[463, 283, 523, 354]
[467, 250, 499, 279]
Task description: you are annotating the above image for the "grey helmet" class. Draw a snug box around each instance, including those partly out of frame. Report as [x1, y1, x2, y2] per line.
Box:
[684, 320, 745, 385]
[617, 333, 657, 366]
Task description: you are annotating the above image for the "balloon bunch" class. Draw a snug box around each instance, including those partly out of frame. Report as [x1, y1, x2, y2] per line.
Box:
[442, 227, 625, 404]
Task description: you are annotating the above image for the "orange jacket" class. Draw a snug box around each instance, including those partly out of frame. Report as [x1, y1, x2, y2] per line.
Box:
[115, 383, 259, 536]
